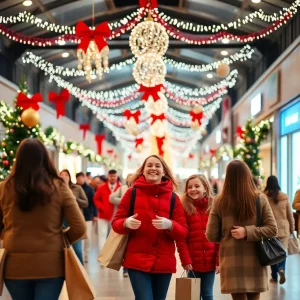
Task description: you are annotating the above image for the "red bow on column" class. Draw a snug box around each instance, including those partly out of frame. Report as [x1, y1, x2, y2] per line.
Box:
[16, 92, 42, 111]
[209, 149, 217, 156]
[95, 134, 105, 155]
[151, 113, 165, 125]
[75, 21, 111, 52]
[236, 126, 245, 139]
[48, 89, 70, 119]
[135, 138, 144, 148]
[138, 84, 163, 102]
[156, 136, 165, 157]
[123, 109, 141, 123]
[190, 111, 204, 125]
[79, 123, 90, 140]
[139, 0, 158, 8]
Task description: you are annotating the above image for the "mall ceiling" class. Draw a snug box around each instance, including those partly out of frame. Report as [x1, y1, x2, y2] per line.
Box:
[0, 0, 295, 112]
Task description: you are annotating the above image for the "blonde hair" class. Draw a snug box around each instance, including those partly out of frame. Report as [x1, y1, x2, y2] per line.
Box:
[131, 155, 178, 191]
[181, 174, 214, 215]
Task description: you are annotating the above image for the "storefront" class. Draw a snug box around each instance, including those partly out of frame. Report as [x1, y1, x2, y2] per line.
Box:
[279, 98, 300, 200]
[58, 152, 83, 182]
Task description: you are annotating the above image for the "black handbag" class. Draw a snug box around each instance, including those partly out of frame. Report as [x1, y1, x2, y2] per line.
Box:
[255, 198, 287, 266]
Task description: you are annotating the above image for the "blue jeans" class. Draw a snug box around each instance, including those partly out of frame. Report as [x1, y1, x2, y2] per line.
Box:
[5, 277, 64, 300]
[188, 270, 215, 300]
[128, 269, 172, 300]
[271, 258, 286, 280]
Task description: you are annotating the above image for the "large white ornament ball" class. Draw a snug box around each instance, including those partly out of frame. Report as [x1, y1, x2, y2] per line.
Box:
[150, 119, 166, 138]
[216, 63, 230, 78]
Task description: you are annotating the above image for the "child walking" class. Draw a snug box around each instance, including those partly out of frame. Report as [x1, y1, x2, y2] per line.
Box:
[177, 174, 219, 300]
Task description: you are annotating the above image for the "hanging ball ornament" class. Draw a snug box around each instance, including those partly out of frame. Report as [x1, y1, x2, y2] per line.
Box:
[216, 63, 230, 78]
[144, 92, 168, 115]
[129, 17, 169, 57]
[133, 53, 166, 87]
[3, 160, 9, 166]
[150, 119, 166, 138]
[21, 108, 40, 128]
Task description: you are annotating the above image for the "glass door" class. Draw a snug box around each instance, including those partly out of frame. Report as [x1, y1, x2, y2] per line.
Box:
[292, 131, 300, 198]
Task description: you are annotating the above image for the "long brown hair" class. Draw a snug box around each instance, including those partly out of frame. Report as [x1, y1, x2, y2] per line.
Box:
[217, 160, 258, 222]
[5, 138, 63, 212]
[130, 155, 178, 191]
[182, 174, 214, 215]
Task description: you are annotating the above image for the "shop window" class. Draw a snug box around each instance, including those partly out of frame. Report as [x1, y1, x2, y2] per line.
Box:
[280, 136, 288, 194]
[292, 132, 300, 197]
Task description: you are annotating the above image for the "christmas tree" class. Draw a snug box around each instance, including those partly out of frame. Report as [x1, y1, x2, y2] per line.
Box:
[0, 77, 42, 180]
[234, 118, 271, 180]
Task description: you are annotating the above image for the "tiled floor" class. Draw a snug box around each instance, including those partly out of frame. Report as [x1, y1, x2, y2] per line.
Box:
[1, 238, 300, 300]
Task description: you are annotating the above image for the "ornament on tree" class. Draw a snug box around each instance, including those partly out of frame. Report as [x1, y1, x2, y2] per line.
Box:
[236, 126, 245, 139]
[21, 108, 40, 128]
[3, 160, 9, 166]
[216, 63, 230, 78]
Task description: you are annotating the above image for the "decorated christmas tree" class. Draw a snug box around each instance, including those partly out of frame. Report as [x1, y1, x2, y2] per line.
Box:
[0, 77, 42, 179]
[234, 118, 271, 180]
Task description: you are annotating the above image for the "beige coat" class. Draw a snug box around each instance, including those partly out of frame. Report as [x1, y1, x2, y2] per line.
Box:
[265, 191, 294, 249]
[206, 194, 277, 294]
[0, 179, 86, 279]
[292, 190, 300, 235]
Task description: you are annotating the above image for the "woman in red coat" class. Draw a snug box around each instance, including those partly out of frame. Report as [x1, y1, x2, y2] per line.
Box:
[112, 155, 188, 300]
[177, 174, 219, 300]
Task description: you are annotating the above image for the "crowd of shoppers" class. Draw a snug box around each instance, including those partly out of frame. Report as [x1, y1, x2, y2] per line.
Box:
[1, 138, 300, 300]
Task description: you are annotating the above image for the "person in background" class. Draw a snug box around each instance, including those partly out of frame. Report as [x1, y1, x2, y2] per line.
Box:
[177, 174, 219, 300]
[94, 169, 120, 254]
[264, 175, 294, 284]
[90, 175, 103, 192]
[76, 172, 97, 263]
[292, 189, 300, 237]
[206, 160, 277, 300]
[112, 155, 188, 300]
[86, 172, 92, 184]
[109, 173, 133, 278]
[1, 139, 86, 300]
[60, 169, 88, 265]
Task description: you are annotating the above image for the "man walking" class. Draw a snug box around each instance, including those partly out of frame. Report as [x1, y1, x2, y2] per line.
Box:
[93, 170, 120, 254]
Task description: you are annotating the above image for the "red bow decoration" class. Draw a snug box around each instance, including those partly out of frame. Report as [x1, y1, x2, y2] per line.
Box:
[123, 109, 141, 123]
[138, 84, 163, 102]
[139, 0, 158, 8]
[190, 111, 204, 125]
[128, 155, 132, 160]
[135, 138, 144, 148]
[107, 149, 114, 155]
[151, 113, 165, 125]
[75, 21, 110, 53]
[209, 149, 217, 156]
[16, 92, 42, 111]
[79, 123, 90, 140]
[95, 134, 105, 155]
[236, 126, 245, 139]
[156, 136, 165, 157]
[48, 89, 70, 119]
[189, 153, 194, 159]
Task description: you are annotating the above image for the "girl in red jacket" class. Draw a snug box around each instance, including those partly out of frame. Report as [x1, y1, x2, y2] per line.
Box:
[112, 155, 188, 300]
[177, 174, 219, 300]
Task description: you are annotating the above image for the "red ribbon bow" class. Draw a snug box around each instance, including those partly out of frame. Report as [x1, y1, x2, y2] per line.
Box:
[189, 153, 194, 159]
[236, 126, 245, 139]
[190, 111, 204, 124]
[123, 109, 141, 123]
[156, 136, 165, 157]
[107, 149, 114, 155]
[209, 149, 217, 156]
[79, 123, 90, 140]
[95, 134, 105, 155]
[139, 0, 158, 8]
[151, 113, 165, 125]
[135, 138, 144, 148]
[16, 92, 42, 111]
[138, 84, 163, 102]
[75, 21, 110, 53]
[48, 89, 70, 119]
[128, 155, 132, 160]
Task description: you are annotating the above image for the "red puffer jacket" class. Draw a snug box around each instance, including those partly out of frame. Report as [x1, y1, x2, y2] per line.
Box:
[112, 176, 188, 273]
[177, 198, 219, 272]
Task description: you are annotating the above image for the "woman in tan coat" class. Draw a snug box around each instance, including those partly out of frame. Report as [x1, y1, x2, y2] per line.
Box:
[0, 138, 86, 300]
[292, 189, 300, 237]
[206, 160, 277, 300]
[264, 175, 294, 284]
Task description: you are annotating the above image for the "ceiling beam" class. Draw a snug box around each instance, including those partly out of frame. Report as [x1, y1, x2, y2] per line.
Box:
[0, 0, 22, 11]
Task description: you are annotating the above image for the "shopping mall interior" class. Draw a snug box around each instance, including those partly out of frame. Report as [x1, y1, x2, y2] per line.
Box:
[0, 0, 300, 299]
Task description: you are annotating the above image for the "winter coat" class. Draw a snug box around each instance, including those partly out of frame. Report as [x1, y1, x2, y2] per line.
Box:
[94, 181, 121, 221]
[0, 179, 86, 279]
[109, 185, 129, 206]
[177, 198, 219, 272]
[81, 183, 97, 221]
[206, 194, 277, 294]
[265, 191, 294, 249]
[292, 190, 300, 236]
[70, 183, 88, 211]
[112, 176, 188, 273]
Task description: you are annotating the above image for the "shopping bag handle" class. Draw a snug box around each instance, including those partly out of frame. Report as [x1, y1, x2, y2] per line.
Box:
[181, 270, 196, 279]
[62, 226, 71, 249]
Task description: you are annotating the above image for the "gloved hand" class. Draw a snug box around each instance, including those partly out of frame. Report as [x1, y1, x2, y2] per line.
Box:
[125, 214, 141, 230]
[152, 215, 172, 230]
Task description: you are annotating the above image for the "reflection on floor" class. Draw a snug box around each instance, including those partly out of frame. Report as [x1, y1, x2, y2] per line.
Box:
[1, 236, 300, 300]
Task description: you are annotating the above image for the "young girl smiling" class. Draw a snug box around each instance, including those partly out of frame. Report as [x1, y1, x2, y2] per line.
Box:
[177, 174, 219, 300]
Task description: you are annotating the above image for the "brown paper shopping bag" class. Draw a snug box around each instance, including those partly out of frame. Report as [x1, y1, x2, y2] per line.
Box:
[175, 271, 201, 300]
[288, 234, 300, 255]
[0, 248, 7, 296]
[63, 235, 96, 300]
[97, 229, 129, 271]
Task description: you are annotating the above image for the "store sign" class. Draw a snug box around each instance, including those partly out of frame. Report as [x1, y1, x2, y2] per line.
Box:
[280, 100, 300, 136]
[250, 93, 262, 116]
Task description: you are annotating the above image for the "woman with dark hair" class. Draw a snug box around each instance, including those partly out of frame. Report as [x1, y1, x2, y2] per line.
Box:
[112, 155, 188, 300]
[0, 138, 86, 300]
[264, 175, 294, 284]
[206, 160, 277, 300]
[59, 169, 88, 264]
